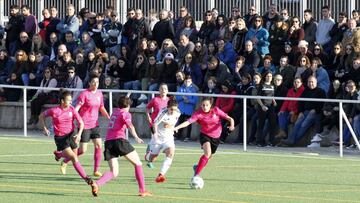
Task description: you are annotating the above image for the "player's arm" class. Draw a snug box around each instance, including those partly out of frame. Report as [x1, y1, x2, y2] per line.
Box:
[128, 123, 144, 144]
[145, 108, 152, 124]
[39, 113, 50, 136]
[174, 121, 191, 133]
[225, 115, 235, 131]
[100, 106, 110, 119]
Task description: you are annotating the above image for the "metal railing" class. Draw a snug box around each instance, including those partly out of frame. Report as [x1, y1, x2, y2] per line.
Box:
[1, 84, 360, 157]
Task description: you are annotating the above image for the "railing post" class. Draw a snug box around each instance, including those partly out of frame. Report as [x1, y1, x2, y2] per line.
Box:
[300, 0, 307, 22]
[164, 0, 171, 11]
[79, 0, 86, 10]
[119, 0, 127, 24]
[38, 0, 44, 22]
[348, 0, 356, 20]
[243, 98, 247, 152]
[0, 0, 4, 26]
[109, 91, 113, 116]
[208, 0, 215, 10]
[23, 88, 27, 137]
[339, 102, 343, 157]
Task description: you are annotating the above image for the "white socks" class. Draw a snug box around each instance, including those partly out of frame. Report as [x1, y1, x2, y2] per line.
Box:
[160, 157, 173, 175]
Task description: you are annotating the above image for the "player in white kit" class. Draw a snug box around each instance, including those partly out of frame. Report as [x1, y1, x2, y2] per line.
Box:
[145, 99, 181, 183]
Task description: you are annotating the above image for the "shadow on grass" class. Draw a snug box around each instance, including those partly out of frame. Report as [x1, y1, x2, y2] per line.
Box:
[0, 190, 65, 196]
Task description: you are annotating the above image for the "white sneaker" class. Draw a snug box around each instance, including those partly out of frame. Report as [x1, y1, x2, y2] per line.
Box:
[138, 94, 147, 101]
[136, 102, 147, 108]
[307, 142, 320, 148]
[311, 134, 322, 142]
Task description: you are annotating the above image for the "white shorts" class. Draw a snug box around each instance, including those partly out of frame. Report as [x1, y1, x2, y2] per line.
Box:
[149, 138, 175, 155]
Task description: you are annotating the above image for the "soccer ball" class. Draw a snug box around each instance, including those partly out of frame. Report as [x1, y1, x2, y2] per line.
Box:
[190, 176, 204, 189]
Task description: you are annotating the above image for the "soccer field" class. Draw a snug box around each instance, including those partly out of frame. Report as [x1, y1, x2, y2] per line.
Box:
[1, 136, 360, 203]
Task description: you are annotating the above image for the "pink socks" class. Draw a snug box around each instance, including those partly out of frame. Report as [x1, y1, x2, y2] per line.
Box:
[195, 155, 209, 176]
[96, 171, 114, 186]
[135, 165, 146, 193]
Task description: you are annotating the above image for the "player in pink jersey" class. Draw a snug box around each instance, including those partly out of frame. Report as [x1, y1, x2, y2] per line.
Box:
[92, 96, 152, 197]
[145, 83, 169, 168]
[39, 90, 98, 196]
[174, 97, 234, 179]
[60, 76, 110, 176]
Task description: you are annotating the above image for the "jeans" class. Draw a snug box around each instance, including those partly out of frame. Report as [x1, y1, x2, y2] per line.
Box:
[286, 110, 319, 144]
[21, 74, 30, 86]
[278, 111, 291, 133]
[124, 80, 141, 99]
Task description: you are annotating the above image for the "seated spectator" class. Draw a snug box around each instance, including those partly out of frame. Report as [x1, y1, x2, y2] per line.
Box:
[295, 55, 311, 81]
[273, 74, 288, 114]
[156, 38, 178, 61]
[211, 14, 228, 41]
[294, 40, 313, 64]
[179, 16, 198, 43]
[288, 16, 305, 49]
[202, 76, 220, 94]
[312, 44, 330, 68]
[233, 56, 254, 84]
[10, 32, 32, 56]
[232, 18, 248, 55]
[278, 76, 326, 147]
[34, 51, 50, 85]
[269, 17, 288, 65]
[158, 53, 178, 92]
[284, 41, 297, 66]
[1, 73, 22, 101]
[206, 41, 217, 57]
[258, 55, 276, 75]
[275, 55, 295, 89]
[10, 50, 29, 86]
[344, 56, 360, 84]
[176, 34, 195, 61]
[336, 44, 355, 83]
[31, 33, 50, 56]
[179, 52, 202, 88]
[0, 50, 14, 84]
[28, 67, 58, 126]
[203, 55, 232, 88]
[48, 32, 60, 61]
[75, 32, 96, 56]
[243, 40, 261, 74]
[147, 40, 159, 59]
[175, 75, 198, 141]
[117, 57, 132, 88]
[216, 38, 237, 71]
[147, 55, 161, 91]
[304, 57, 330, 94]
[64, 31, 78, 56]
[62, 66, 83, 104]
[277, 77, 305, 139]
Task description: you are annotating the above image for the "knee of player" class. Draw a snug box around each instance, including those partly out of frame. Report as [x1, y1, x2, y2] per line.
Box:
[112, 171, 119, 177]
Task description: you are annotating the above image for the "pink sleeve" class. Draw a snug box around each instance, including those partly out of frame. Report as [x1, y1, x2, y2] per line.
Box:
[77, 91, 86, 106]
[187, 111, 200, 123]
[124, 112, 132, 128]
[214, 107, 229, 119]
[43, 108, 53, 117]
[100, 92, 104, 108]
[73, 108, 83, 123]
[146, 99, 154, 110]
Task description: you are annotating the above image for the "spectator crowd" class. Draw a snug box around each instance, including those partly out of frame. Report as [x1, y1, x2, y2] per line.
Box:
[1, 3, 360, 147]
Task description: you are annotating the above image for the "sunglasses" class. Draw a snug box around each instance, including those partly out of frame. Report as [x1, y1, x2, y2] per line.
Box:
[68, 71, 74, 74]
[314, 48, 320, 51]
[186, 57, 192, 59]
[206, 14, 212, 16]
[45, 71, 51, 73]
[17, 54, 24, 56]
[137, 57, 143, 60]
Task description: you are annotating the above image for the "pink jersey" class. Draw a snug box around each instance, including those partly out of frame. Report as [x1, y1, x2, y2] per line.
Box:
[105, 108, 132, 141]
[77, 89, 104, 129]
[43, 106, 82, 136]
[146, 96, 169, 125]
[187, 107, 228, 138]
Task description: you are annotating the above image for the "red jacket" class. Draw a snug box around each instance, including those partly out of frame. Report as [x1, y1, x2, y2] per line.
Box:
[280, 85, 305, 114]
[215, 90, 236, 113]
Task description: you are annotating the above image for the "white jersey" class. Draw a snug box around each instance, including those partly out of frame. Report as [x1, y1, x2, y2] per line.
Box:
[153, 108, 181, 141]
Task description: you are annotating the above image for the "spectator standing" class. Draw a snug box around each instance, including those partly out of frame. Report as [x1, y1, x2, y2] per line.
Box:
[302, 9, 317, 49]
[315, 5, 335, 51]
[21, 5, 37, 39]
[174, 6, 190, 44]
[56, 4, 80, 42]
[198, 10, 216, 44]
[245, 16, 270, 56]
[152, 10, 175, 47]
[5, 5, 24, 51]
[38, 9, 51, 42]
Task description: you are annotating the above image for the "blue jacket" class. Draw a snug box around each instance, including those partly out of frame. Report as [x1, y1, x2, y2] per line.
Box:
[257, 64, 276, 75]
[245, 27, 270, 56]
[316, 66, 330, 94]
[216, 42, 238, 71]
[176, 84, 198, 116]
[179, 63, 203, 88]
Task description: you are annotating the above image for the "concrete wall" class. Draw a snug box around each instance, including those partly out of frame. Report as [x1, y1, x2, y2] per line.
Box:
[0, 102, 241, 142]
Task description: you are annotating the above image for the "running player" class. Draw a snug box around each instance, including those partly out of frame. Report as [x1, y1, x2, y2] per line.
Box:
[39, 90, 98, 195]
[60, 76, 110, 176]
[174, 97, 235, 178]
[145, 99, 181, 183]
[145, 83, 169, 168]
[92, 96, 152, 197]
